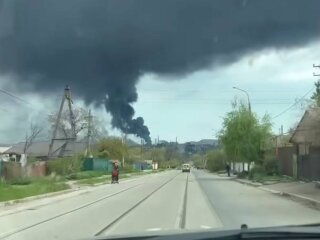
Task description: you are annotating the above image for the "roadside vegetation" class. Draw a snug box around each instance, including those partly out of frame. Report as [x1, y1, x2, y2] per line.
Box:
[0, 136, 174, 202]
[0, 177, 69, 202]
[204, 100, 287, 183]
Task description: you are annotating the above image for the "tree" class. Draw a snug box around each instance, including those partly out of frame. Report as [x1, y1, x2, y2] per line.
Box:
[206, 149, 226, 172]
[191, 154, 205, 168]
[311, 80, 320, 107]
[24, 123, 43, 154]
[97, 138, 128, 160]
[151, 148, 166, 162]
[218, 102, 272, 168]
[48, 107, 108, 140]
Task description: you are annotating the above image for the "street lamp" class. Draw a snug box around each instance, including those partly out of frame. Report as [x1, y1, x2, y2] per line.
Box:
[233, 87, 251, 113]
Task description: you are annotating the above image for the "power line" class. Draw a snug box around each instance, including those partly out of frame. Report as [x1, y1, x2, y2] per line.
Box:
[271, 86, 315, 120]
[0, 88, 31, 105]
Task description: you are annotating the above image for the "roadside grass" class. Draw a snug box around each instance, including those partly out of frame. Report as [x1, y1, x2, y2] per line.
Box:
[249, 173, 293, 184]
[65, 171, 108, 180]
[76, 169, 162, 186]
[0, 169, 165, 201]
[0, 177, 69, 202]
[77, 176, 111, 185]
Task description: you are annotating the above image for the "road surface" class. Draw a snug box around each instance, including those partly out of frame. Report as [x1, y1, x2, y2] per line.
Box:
[0, 170, 320, 240]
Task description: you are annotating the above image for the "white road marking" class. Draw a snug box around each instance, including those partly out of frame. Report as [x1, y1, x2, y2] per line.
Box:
[200, 225, 212, 229]
[146, 228, 162, 231]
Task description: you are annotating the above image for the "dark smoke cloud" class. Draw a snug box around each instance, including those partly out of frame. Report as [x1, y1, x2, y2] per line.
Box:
[0, 0, 320, 143]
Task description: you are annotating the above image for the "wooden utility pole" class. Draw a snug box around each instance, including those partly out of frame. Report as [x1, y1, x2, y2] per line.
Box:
[85, 109, 93, 157]
[48, 85, 76, 158]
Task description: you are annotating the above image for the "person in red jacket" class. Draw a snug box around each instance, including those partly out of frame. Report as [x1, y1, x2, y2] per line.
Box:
[111, 162, 119, 183]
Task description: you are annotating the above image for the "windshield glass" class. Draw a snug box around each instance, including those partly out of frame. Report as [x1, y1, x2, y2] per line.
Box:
[1, 0, 320, 239]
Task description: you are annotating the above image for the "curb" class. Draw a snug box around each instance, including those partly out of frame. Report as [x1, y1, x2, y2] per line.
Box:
[260, 186, 320, 210]
[217, 173, 320, 211]
[233, 178, 263, 187]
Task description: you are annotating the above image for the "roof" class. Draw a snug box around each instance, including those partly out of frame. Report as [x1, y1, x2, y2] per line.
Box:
[290, 108, 320, 145]
[0, 146, 11, 154]
[5, 140, 87, 157]
[186, 139, 218, 146]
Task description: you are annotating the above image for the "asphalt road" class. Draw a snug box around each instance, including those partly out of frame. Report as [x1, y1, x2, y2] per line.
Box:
[0, 170, 320, 240]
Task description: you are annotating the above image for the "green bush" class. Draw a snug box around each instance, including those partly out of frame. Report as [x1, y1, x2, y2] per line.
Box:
[7, 177, 32, 185]
[121, 166, 138, 173]
[263, 157, 278, 175]
[248, 165, 265, 180]
[47, 157, 84, 176]
[237, 171, 248, 179]
[206, 150, 226, 172]
[160, 159, 181, 169]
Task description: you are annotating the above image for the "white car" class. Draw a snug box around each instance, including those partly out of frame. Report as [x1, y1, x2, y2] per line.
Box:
[182, 163, 191, 172]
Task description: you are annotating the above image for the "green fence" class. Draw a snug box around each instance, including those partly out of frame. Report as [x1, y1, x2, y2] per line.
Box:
[94, 159, 113, 171]
[82, 158, 94, 171]
[82, 158, 113, 172]
[0, 161, 3, 177]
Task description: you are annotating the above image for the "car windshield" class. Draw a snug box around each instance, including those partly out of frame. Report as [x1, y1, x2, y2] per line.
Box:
[1, 0, 320, 239]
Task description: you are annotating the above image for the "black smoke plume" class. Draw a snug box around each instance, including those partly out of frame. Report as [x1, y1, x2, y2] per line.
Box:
[0, 0, 320, 144]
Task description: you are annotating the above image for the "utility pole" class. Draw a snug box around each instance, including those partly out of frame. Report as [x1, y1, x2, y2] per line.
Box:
[48, 85, 76, 158]
[85, 109, 93, 158]
[121, 131, 127, 167]
[233, 86, 251, 113]
[233, 86, 251, 172]
[141, 139, 143, 161]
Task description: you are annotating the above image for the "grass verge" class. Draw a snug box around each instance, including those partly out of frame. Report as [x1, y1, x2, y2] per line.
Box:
[249, 173, 293, 184]
[0, 177, 69, 202]
[76, 169, 162, 186]
[65, 171, 108, 180]
[77, 176, 111, 185]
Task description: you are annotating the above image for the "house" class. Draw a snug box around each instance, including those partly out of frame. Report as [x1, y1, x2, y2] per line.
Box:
[133, 160, 152, 171]
[5, 140, 87, 161]
[289, 108, 320, 180]
[0, 145, 11, 161]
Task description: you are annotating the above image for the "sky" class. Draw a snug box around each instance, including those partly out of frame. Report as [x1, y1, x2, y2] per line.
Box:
[1, 40, 319, 143]
[0, 0, 320, 144]
[134, 42, 319, 142]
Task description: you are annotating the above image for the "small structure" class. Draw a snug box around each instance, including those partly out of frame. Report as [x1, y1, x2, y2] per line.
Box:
[0, 145, 11, 161]
[133, 160, 152, 171]
[290, 108, 320, 180]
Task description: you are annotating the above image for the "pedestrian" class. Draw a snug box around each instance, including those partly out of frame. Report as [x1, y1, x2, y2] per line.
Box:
[111, 162, 119, 183]
[226, 163, 231, 177]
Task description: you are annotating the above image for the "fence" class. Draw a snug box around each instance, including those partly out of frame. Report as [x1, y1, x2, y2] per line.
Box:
[277, 146, 295, 177]
[82, 158, 113, 172]
[277, 146, 320, 180]
[26, 162, 47, 177]
[0, 161, 47, 180]
[298, 146, 320, 180]
[133, 162, 152, 171]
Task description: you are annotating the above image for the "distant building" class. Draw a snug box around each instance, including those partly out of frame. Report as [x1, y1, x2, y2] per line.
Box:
[184, 139, 219, 155]
[5, 140, 87, 161]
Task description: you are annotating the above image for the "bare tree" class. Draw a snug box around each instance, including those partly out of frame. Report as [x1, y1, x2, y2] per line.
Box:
[24, 123, 43, 153]
[48, 107, 108, 140]
[48, 107, 88, 138]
